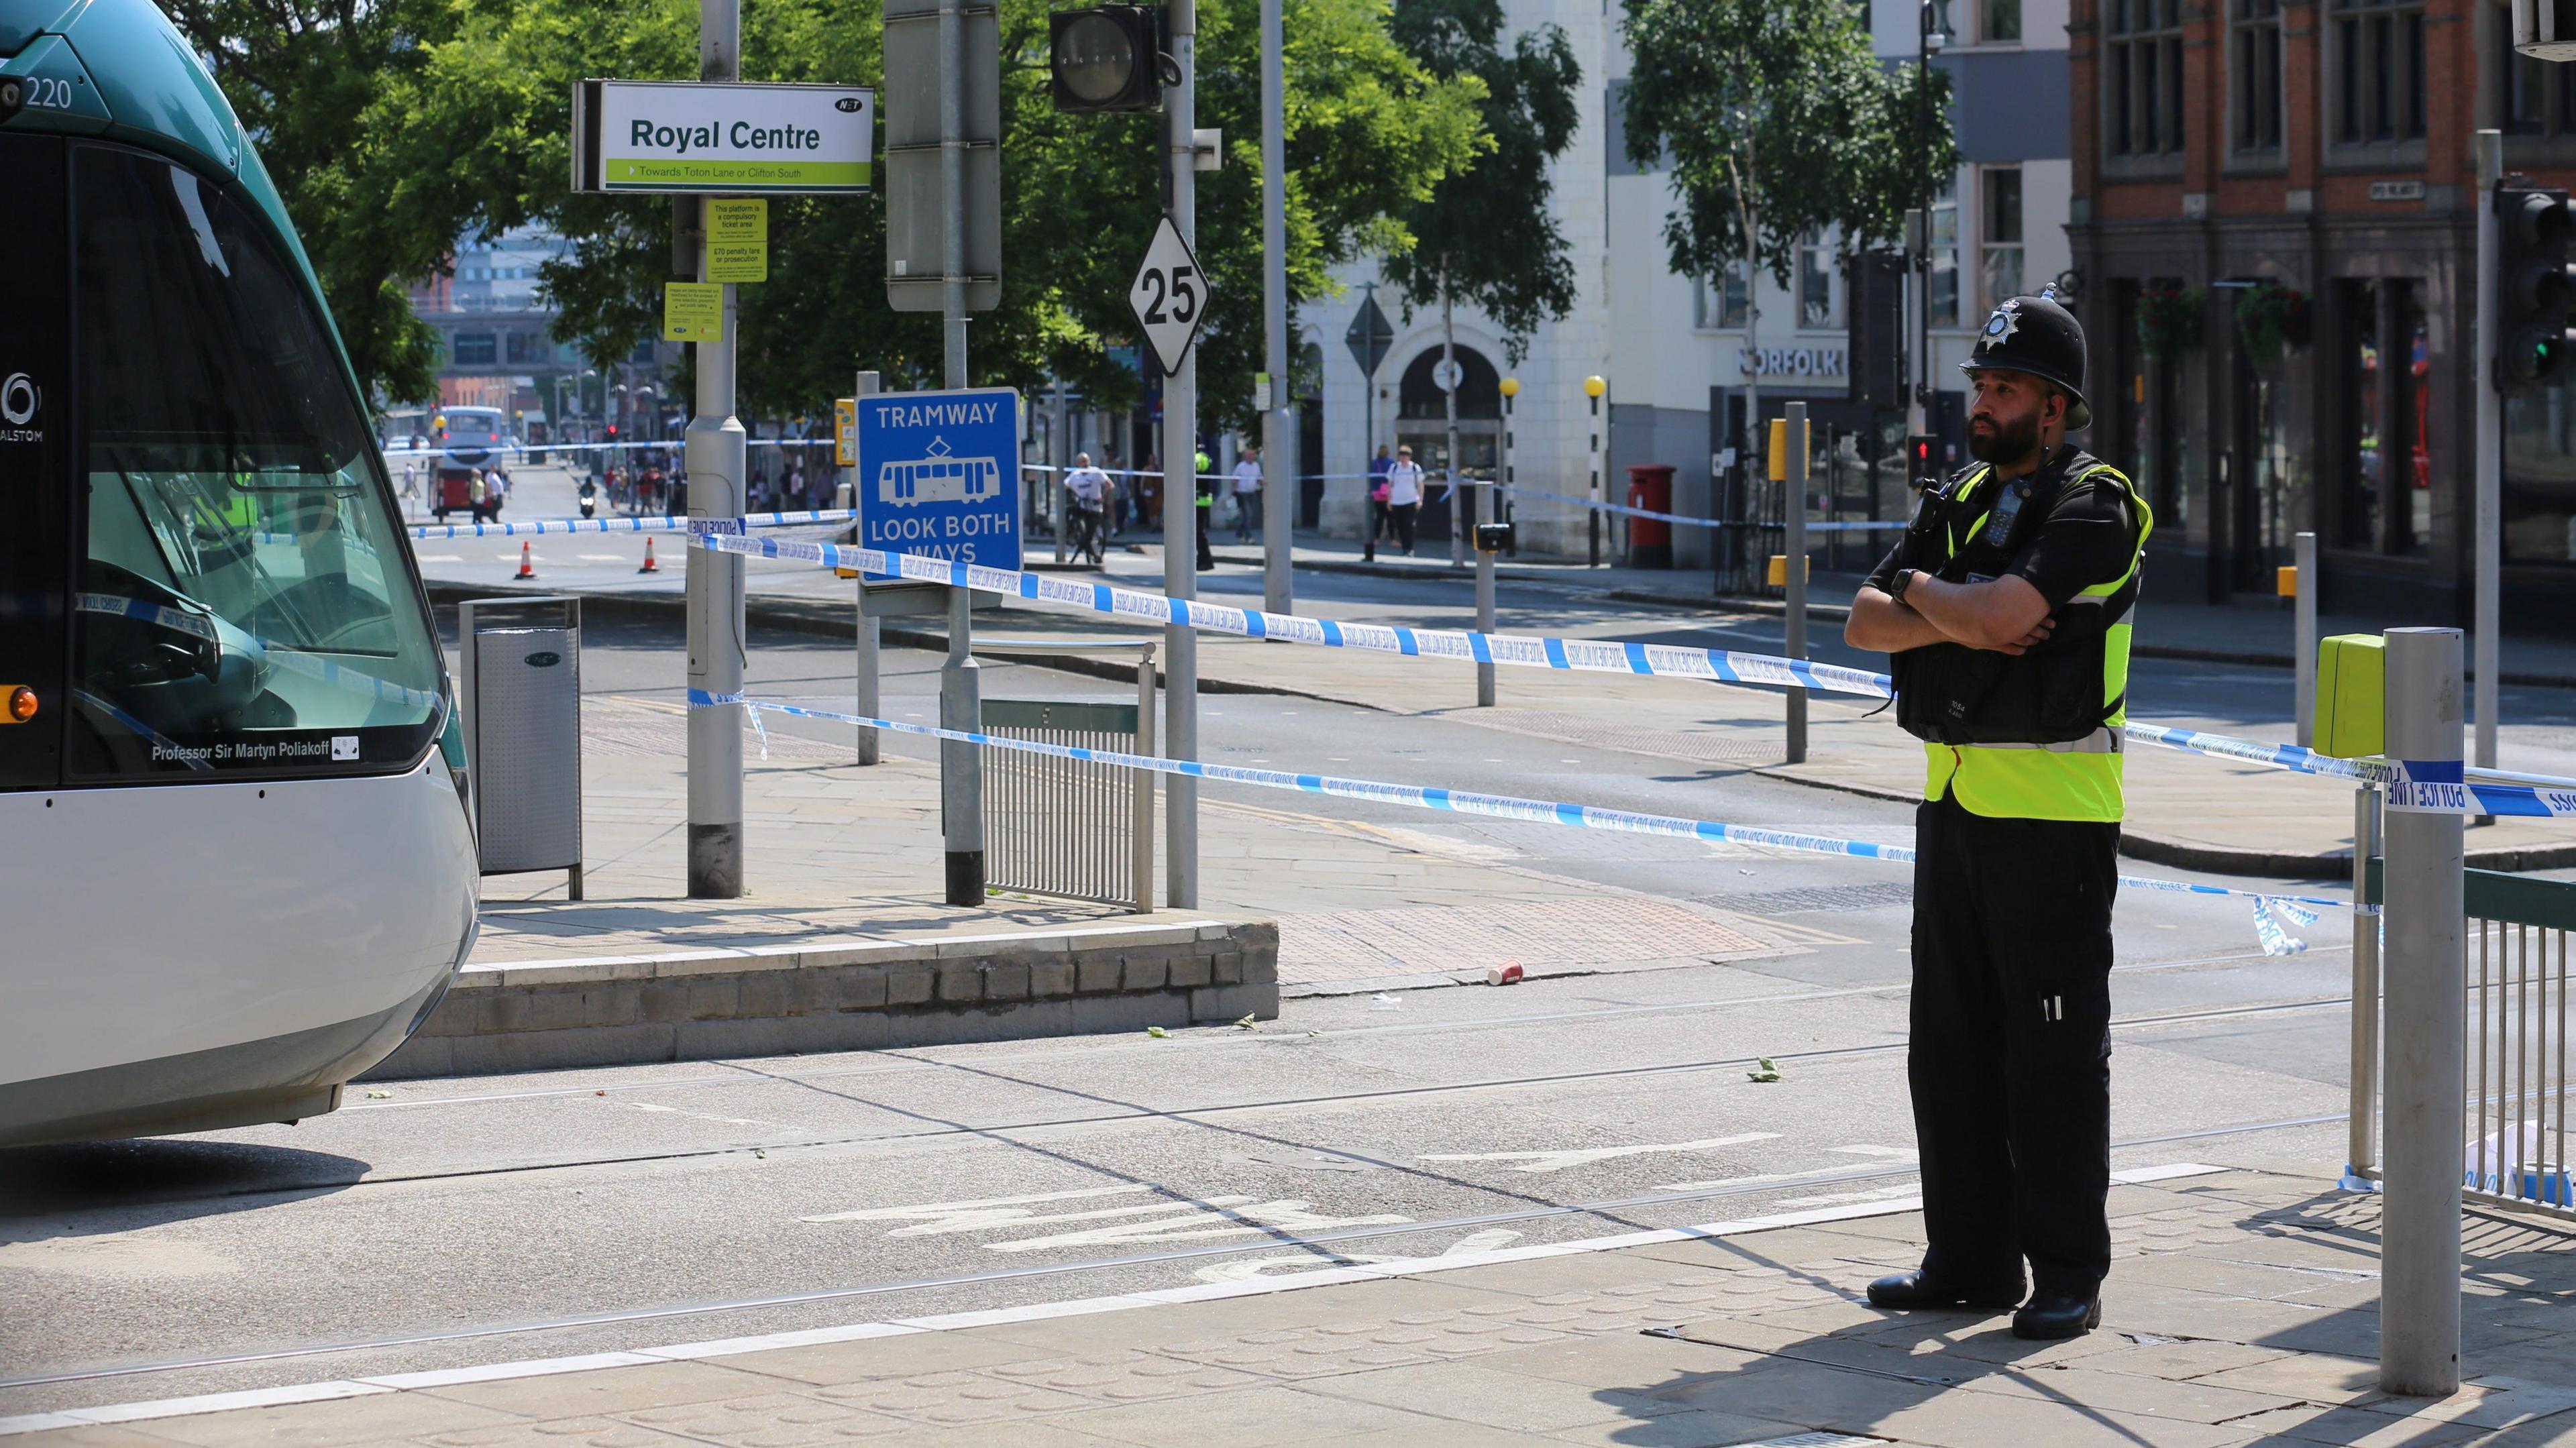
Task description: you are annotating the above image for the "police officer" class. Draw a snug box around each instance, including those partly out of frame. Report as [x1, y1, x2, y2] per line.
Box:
[1843, 290, 2154, 1341]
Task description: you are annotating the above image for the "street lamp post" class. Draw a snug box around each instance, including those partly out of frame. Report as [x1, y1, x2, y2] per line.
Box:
[1913, 0, 1949, 437]
[1585, 374, 1607, 566]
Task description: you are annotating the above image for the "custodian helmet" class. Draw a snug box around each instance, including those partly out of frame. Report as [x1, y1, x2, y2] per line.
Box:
[1958, 289, 2090, 431]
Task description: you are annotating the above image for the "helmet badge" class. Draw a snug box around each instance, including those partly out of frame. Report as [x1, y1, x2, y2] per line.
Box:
[1978, 298, 2022, 352]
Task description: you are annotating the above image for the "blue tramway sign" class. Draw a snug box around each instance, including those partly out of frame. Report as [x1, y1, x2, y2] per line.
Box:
[853, 386, 1022, 569]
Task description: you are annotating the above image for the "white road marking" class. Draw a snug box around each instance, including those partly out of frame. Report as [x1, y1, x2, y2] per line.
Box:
[800, 1184, 1412, 1254]
[633, 1103, 775, 1128]
[415, 554, 462, 563]
[578, 553, 626, 562]
[1191, 1227, 1523, 1284]
[1658, 1144, 1918, 1193]
[0, 1166, 2230, 1437]
[1419, 1133, 1780, 1174]
[800, 1184, 1146, 1231]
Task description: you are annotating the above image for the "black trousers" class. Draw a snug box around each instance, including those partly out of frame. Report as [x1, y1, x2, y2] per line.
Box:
[1909, 791, 2118, 1294]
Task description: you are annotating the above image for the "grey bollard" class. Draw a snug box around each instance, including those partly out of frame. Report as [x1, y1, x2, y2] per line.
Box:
[2379, 626, 2465, 1397]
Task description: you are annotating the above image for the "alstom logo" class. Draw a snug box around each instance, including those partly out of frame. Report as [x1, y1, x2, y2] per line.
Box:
[2, 373, 36, 426]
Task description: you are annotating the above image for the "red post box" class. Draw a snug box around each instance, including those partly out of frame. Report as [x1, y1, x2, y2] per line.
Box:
[1625, 463, 1675, 569]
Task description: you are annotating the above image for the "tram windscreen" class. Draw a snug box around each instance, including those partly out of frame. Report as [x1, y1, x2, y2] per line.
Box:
[69, 146, 445, 778]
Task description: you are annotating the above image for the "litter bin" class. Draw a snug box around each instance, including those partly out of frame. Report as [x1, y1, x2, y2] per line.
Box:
[459, 596, 584, 899]
[1626, 463, 1675, 569]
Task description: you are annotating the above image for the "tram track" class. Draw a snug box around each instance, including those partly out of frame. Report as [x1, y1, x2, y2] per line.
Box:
[0, 1106, 2349, 1394]
[9, 989, 2355, 1211]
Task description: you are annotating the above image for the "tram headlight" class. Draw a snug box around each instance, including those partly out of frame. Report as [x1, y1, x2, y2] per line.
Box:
[0, 78, 22, 123]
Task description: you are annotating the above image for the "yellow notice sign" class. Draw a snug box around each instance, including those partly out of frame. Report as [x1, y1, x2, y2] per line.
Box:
[706, 199, 768, 282]
[834, 397, 857, 466]
[663, 282, 724, 342]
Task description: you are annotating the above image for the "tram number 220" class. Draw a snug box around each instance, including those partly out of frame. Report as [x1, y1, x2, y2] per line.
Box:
[1136, 264, 1201, 326]
[19, 76, 80, 111]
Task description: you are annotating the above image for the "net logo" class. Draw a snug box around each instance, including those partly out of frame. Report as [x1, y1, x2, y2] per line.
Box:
[331, 735, 361, 761]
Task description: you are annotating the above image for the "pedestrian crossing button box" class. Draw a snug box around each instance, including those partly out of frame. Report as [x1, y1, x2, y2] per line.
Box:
[2313, 632, 2385, 760]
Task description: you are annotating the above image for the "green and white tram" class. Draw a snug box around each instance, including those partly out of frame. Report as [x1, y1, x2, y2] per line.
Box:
[0, 0, 477, 1145]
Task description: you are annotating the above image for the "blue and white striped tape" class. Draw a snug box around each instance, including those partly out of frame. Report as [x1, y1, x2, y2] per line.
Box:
[1510, 486, 1910, 534]
[409, 508, 857, 541]
[693, 532, 1896, 697]
[688, 689, 2350, 928]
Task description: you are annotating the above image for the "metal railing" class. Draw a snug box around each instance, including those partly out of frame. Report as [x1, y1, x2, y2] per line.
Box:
[2353, 790, 2575, 1225]
[976, 639, 1156, 912]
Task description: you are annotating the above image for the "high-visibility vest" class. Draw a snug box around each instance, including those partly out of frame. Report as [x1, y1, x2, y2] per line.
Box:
[1898, 451, 2153, 824]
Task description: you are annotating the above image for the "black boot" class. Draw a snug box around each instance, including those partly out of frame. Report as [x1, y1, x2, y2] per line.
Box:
[1866, 1270, 2027, 1312]
[2011, 1288, 2102, 1339]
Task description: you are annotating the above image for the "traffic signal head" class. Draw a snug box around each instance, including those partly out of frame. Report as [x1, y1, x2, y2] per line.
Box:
[2497, 185, 2576, 394]
[1051, 7, 1163, 114]
[1908, 433, 1939, 478]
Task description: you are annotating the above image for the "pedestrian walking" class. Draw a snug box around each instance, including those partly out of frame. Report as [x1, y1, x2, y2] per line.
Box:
[466, 467, 490, 523]
[482, 465, 508, 519]
[399, 459, 420, 514]
[1193, 446, 1216, 571]
[1362, 445, 1392, 562]
[1232, 447, 1263, 543]
[1843, 291, 2151, 1342]
[1383, 445, 1426, 557]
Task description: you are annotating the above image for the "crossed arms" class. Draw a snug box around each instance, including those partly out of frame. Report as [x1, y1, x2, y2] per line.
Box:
[1845, 571, 2055, 657]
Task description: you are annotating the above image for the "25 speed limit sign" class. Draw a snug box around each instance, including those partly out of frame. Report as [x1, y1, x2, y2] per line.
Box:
[1129, 216, 1212, 376]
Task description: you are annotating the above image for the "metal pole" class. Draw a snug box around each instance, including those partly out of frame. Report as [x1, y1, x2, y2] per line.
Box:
[853, 370, 881, 767]
[1163, 0, 1199, 908]
[1051, 377, 1068, 564]
[685, 0, 747, 899]
[2379, 626, 2465, 1398]
[1260, 0, 1293, 616]
[1134, 644, 1157, 913]
[2295, 530, 2318, 746]
[935, 0, 981, 904]
[1784, 402, 1809, 764]
[1589, 390, 1603, 567]
[2475, 130, 2502, 775]
[2347, 781, 2382, 1180]
[1444, 272, 1464, 568]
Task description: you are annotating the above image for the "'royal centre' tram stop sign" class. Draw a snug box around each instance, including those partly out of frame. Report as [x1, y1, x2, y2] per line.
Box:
[853, 388, 1022, 616]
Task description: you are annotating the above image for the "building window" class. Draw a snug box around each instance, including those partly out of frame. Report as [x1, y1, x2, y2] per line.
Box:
[1980, 168, 2023, 310]
[2233, 0, 2284, 152]
[2493, 4, 2576, 135]
[505, 331, 543, 364]
[2332, 0, 2426, 145]
[1694, 262, 1749, 329]
[2106, 0, 2186, 160]
[1982, 0, 2021, 42]
[451, 331, 497, 366]
[1798, 233, 1840, 329]
[1929, 184, 1960, 327]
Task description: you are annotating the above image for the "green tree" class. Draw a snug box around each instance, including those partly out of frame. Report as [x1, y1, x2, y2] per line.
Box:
[1380, 0, 1581, 366]
[166, 0, 460, 402]
[200, 0, 1485, 424]
[1619, 0, 1952, 442]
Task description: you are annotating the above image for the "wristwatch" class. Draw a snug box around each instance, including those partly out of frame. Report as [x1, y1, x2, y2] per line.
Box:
[1887, 568, 1916, 606]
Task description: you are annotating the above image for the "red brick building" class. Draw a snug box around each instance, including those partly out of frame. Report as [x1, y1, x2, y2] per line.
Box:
[2068, 0, 2576, 622]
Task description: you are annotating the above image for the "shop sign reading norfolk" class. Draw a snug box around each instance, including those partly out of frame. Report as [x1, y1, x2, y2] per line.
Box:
[573, 80, 874, 194]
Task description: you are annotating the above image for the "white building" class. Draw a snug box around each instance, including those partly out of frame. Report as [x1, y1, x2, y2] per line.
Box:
[1301, 0, 2075, 569]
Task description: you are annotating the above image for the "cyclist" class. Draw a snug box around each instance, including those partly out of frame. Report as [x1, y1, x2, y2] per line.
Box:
[1063, 452, 1112, 566]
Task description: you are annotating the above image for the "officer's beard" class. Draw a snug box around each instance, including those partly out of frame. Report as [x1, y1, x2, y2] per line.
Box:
[1967, 408, 2042, 467]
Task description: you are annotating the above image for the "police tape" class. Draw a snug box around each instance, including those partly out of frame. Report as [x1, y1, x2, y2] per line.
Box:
[409, 508, 857, 541]
[692, 532, 1896, 697]
[2386, 759, 2576, 818]
[690, 533, 2576, 816]
[1509, 486, 1910, 534]
[688, 689, 2352, 940]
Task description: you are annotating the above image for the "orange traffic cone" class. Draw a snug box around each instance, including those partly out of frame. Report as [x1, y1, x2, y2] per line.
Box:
[515, 540, 536, 579]
[638, 537, 660, 574]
